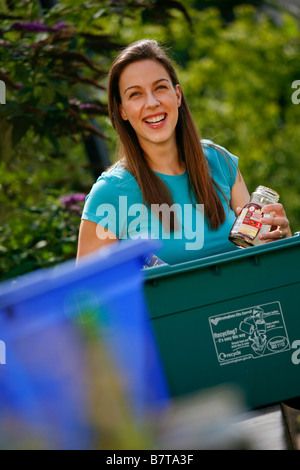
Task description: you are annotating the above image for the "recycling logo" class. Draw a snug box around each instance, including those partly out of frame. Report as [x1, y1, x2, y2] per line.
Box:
[209, 301, 290, 365]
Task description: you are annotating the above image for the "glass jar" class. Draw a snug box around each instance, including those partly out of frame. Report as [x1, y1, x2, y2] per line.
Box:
[229, 185, 280, 248]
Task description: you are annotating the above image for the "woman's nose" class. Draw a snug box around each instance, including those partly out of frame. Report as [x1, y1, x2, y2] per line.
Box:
[145, 92, 160, 108]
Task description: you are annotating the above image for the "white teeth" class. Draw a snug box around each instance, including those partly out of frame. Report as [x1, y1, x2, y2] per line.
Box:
[145, 114, 165, 124]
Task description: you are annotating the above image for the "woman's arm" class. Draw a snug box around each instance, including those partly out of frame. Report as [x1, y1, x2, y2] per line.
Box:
[230, 171, 250, 213]
[76, 219, 119, 261]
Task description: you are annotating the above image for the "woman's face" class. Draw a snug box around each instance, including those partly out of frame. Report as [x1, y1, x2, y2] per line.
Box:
[118, 59, 182, 153]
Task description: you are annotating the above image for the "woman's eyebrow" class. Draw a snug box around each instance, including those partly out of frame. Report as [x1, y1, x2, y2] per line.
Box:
[123, 78, 170, 95]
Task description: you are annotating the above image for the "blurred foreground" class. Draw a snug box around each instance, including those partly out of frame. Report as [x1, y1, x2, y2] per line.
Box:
[0, 239, 296, 450]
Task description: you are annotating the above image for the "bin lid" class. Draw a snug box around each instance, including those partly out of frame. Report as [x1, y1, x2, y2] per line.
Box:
[144, 233, 300, 280]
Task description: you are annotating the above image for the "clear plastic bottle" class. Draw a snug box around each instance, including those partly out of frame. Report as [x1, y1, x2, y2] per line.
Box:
[229, 185, 280, 248]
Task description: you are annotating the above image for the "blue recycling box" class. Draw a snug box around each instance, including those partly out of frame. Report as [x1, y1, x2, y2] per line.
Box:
[0, 239, 168, 450]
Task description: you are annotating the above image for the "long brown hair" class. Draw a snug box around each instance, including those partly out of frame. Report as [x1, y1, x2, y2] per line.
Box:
[107, 39, 228, 231]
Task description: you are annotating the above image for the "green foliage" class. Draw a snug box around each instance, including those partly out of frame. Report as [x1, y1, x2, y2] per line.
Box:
[0, 1, 121, 158]
[0, 189, 85, 281]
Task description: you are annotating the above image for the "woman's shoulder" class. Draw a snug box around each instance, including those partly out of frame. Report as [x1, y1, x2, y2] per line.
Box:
[201, 139, 239, 188]
[201, 139, 238, 164]
[95, 162, 137, 191]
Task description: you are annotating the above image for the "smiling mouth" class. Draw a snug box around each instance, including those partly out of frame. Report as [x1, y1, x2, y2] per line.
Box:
[144, 113, 166, 125]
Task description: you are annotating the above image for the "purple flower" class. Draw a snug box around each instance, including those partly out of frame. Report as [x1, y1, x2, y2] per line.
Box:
[60, 193, 86, 212]
[79, 103, 103, 112]
[53, 22, 67, 31]
[79, 103, 94, 109]
[10, 21, 67, 34]
[11, 22, 53, 33]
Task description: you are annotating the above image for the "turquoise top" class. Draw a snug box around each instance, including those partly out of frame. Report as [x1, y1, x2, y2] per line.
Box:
[81, 140, 240, 265]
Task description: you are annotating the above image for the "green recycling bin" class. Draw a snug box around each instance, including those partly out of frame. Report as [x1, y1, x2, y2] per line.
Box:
[144, 233, 300, 409]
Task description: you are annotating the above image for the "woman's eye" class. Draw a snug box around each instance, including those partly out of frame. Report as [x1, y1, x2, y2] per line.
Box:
[129, 91, 140, 98]
[156, 85, 167, 90]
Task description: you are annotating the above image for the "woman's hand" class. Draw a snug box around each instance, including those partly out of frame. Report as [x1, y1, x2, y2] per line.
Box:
[258, 203, 292, 242]
[235, 203, 292, 243]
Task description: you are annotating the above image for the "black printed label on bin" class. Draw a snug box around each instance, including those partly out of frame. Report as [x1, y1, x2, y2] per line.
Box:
[209, 301, 290, 365]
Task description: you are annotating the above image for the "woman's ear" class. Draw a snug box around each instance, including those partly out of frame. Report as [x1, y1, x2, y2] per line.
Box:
[119, 104, 128, 121]
[175, 84, 182, 107]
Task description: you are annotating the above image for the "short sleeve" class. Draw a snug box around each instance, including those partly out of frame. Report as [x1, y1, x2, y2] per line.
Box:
[202, 139, 239, 188]
[81, 176, 122, 238]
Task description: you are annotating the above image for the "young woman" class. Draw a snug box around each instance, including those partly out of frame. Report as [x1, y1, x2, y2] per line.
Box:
[77, 39, 291, 264]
